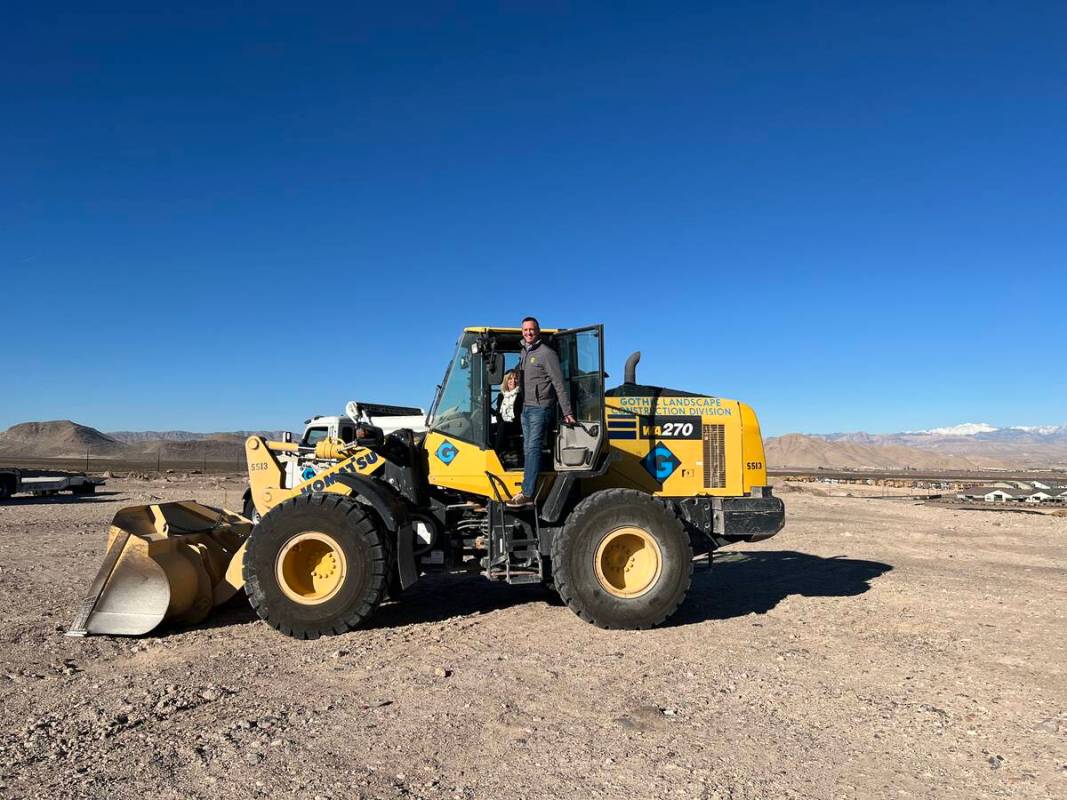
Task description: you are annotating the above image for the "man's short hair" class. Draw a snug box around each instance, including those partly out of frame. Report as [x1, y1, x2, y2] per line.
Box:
[521, 316, 540, 329]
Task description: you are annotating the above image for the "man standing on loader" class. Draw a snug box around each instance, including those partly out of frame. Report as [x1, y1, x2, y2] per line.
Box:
[509, 316, 576, 507]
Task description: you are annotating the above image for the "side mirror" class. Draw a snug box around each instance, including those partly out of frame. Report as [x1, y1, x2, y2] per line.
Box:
[486, 353, 504, 385]
[355, 424, 385, 450]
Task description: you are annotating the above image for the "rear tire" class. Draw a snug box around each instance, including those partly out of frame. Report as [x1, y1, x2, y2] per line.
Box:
[551, 489, 692, 629]
[243, 493, 387, 639]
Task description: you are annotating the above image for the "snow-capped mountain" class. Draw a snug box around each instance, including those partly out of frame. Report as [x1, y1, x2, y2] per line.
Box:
[908, 422, 998, 436]
[905, 422, 1067, 438]
[1009, 425, 1067, 435]
[777, 422, 1067, 469]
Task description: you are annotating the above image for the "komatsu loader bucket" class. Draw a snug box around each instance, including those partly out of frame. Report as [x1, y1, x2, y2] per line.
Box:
[66, 501, 252, 637]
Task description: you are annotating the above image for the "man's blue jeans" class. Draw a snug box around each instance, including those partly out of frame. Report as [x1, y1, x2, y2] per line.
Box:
[520, 405, 552, 497]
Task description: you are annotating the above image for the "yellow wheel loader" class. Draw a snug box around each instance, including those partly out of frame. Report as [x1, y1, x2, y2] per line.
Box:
[69, 325, 785, 639]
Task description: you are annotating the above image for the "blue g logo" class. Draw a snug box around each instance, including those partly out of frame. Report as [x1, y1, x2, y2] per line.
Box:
[435, 440, 459, 465]
[301, 466, 317, 481]
[642, 443, 680, 481]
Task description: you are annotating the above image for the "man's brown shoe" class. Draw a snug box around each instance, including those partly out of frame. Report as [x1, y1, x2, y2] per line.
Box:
[506, 492, 533, 507]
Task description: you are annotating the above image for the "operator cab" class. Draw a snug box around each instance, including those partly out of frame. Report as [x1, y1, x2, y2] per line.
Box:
[427, 326, 606, 486]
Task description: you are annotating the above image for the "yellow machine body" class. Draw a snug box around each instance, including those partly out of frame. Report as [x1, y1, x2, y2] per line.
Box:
[586, 396, 769, 498]
[246, 435, 385, 516]
[424, 429, 526, 498]
[239, 324, 775, 524]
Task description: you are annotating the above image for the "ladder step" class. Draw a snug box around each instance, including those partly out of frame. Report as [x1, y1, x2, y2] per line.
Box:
[505, 573, 542, 584]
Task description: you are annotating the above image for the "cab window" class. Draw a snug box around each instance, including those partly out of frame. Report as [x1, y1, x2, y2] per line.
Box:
[303, 427, 329, 447]
[488, 352, 522, 415]
[430, 333, 486, 446]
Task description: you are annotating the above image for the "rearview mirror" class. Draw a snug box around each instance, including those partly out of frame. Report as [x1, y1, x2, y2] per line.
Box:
[486, 353, 504, 385]
[356, 424, 385, 450]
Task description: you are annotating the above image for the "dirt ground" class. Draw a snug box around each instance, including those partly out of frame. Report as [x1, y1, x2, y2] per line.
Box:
[0, 476, 1064, 800]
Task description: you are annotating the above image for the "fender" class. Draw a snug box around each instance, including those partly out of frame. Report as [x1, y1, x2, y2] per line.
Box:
[334, 474, 418, 590]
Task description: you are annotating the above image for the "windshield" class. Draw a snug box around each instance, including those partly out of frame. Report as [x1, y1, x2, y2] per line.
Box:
[429, 333, 484, 445]
[303, 427, 329, 447]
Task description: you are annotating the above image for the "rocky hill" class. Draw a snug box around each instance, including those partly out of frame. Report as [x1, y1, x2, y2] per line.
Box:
[0, 421, 126, 458]
[0, 421, 284, 463]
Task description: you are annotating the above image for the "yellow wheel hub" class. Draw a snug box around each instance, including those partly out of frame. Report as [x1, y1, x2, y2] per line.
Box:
[594, 526, 663, 599]
[275, 532, 347, 605]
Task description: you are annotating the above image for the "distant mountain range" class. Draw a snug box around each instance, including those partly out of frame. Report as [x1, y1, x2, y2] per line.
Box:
[4, 419, 1067, 472]
[767, 423, 1067, 470]
[108, 430, 287, 444]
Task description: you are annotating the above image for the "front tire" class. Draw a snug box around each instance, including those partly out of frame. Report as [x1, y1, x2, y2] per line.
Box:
[243, 494, 261, 525]
[552, 489, 692, 629]
[243, 493, 387, 639]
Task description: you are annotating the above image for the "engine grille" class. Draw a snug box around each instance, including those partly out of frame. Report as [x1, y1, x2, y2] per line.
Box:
[702, 424, 726, 489]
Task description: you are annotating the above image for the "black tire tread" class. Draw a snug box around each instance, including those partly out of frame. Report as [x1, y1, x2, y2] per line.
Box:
[551, 488, 693, 629]
[243, 492, 387, 639]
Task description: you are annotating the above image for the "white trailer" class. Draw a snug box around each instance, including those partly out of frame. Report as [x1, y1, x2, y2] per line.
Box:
[0, 468, 105, 499]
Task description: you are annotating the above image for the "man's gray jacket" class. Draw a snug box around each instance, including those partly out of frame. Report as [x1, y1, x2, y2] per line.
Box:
[519, 339, 573, 418]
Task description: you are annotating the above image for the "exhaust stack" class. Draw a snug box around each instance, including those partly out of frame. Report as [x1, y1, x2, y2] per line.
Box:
[624, 351, 641, 384]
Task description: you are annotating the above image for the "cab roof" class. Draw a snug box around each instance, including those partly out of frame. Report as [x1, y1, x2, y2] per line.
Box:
[463, 326, 560, 334]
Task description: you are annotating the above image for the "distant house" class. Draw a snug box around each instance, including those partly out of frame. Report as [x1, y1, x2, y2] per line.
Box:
[1035, 484, 1067, 502]
[957, 482, 1067, 503]
[958, 486, 997, 501]
[985, 489, 1016, 502]
[955, 487, 1017, 502]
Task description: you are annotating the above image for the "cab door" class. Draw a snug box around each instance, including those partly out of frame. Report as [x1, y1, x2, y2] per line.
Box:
[552, 325, 606, 472]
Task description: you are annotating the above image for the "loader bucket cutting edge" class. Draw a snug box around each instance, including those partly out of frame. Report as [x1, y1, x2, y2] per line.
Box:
[67, 501, 252, 637]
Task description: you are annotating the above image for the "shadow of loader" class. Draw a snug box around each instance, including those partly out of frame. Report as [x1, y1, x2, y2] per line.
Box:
[669, 549, 893, 625]
[171, 550, 893, 635]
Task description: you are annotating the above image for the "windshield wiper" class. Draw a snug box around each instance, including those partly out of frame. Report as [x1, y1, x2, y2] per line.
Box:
[426, 361, 452, 427]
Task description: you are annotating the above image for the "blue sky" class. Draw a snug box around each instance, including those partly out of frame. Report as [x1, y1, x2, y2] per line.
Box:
[3, 2, 1065, 436]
